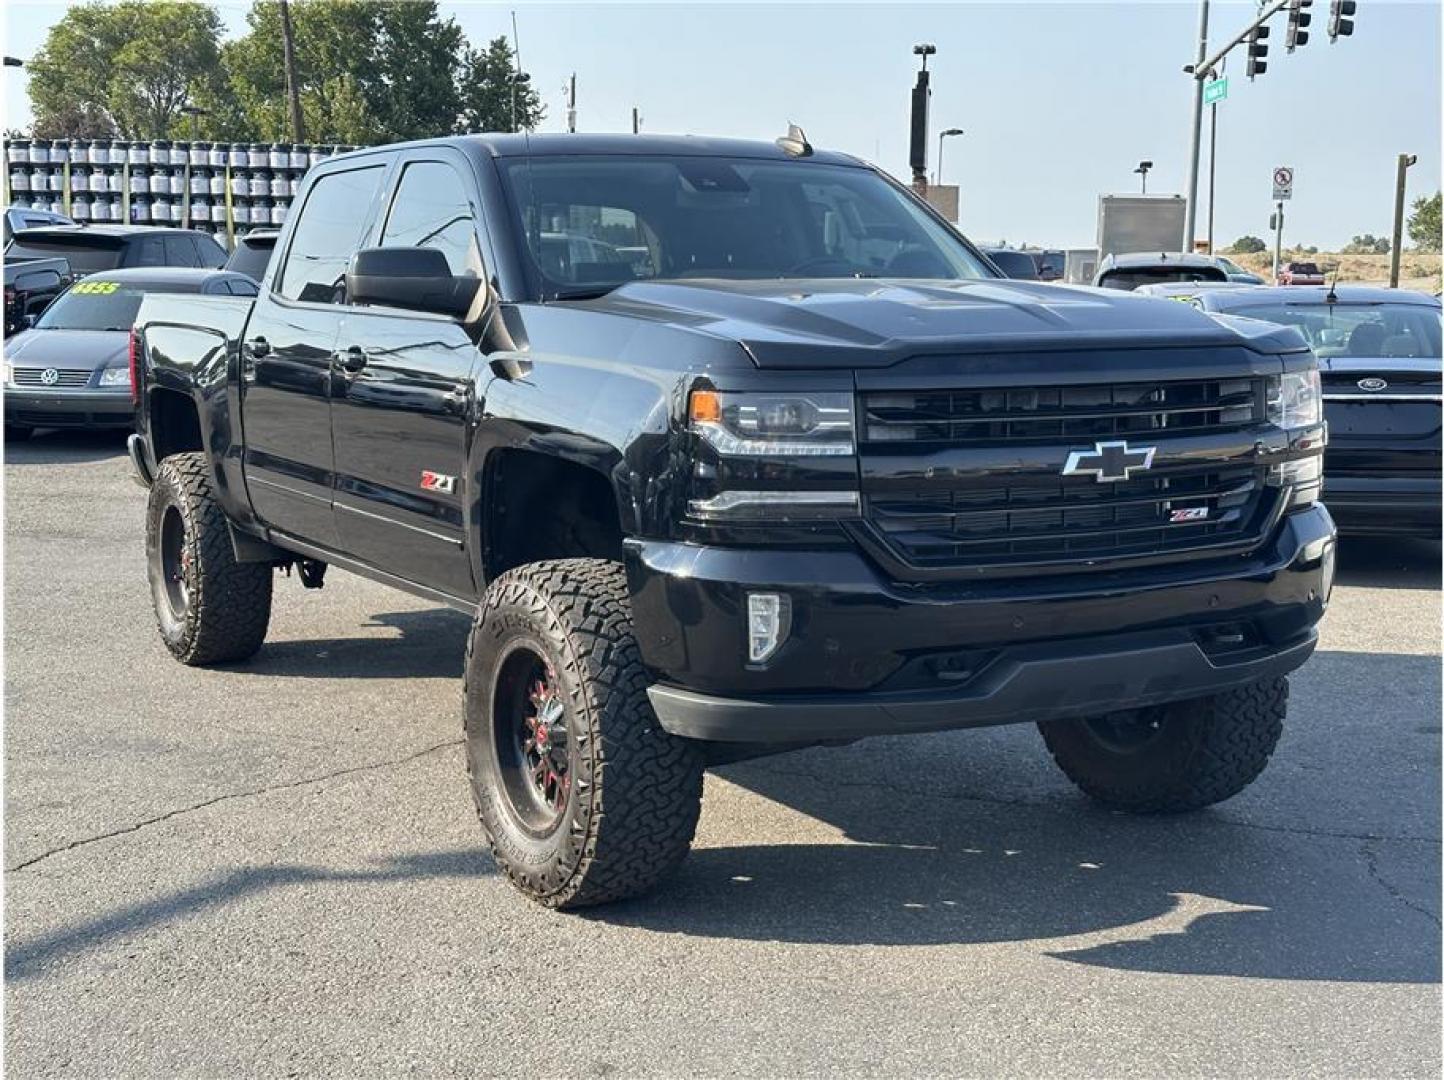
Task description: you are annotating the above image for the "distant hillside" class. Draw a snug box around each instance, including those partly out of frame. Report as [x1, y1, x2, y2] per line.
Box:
[1228, 249, 1441, 294]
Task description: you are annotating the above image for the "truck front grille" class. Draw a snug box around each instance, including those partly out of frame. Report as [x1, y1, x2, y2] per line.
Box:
[862, 377, 1261, 444]
[859, 377, 1275, 573]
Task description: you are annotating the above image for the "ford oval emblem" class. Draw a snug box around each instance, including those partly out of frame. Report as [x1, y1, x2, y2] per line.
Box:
[1358, 377, 1388, 392]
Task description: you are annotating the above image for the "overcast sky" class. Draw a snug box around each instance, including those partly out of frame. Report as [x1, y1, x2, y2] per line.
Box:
[4, 1, 1440, 250]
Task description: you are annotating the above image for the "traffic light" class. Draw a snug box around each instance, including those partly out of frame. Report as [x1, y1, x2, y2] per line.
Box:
[1286, 0, 1313, 51]
[1328, 0, 1356, 40]
[1246, 23, 1270, 78]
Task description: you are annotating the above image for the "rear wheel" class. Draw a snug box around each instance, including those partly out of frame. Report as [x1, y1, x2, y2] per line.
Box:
[146, 452, 273, 665]
[464, 558, 704, 908]
[1038, 676, 1288, 813]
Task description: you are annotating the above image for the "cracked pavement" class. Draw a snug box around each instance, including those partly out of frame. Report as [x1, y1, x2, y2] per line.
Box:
[5, 431, 1440, 1077]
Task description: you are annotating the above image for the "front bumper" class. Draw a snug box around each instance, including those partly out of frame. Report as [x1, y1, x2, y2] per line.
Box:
[1322, 476, 1441, 536]
[3, 388, 132, 429]
[627, 505, 1335, 743]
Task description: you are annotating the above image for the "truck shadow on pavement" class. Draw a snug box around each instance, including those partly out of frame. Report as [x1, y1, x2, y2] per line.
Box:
[590, 647, 1441, 985]
[4, 848, 492, 982]
[233, 609, 472, 679]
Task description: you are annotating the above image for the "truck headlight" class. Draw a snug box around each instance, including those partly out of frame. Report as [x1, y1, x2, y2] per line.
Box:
[689, 389, 854, 456]
[99, 367, 130, 387]
[1268, 370, 1322, 429]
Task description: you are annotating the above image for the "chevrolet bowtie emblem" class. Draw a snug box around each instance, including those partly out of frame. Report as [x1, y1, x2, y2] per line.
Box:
[1060, 440, 1157, 483]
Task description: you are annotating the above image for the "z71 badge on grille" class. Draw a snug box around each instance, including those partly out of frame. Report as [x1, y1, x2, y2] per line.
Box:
[1169, 506, 1210, 523]
[1060, 440, 1157, 483]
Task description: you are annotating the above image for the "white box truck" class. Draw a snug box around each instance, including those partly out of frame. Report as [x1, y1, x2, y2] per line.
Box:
[1096, 194, 1187, 262]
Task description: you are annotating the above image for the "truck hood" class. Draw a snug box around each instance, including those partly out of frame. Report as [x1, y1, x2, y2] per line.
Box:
[578, 277, 1302, 368]
[4, 328, 129, 370]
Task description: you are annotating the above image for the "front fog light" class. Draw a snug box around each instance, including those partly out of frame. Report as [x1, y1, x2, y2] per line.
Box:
[747, 592, 791, 664]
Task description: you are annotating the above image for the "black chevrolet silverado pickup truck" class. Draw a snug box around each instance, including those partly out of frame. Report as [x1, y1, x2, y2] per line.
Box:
[130, 133, 1336, 908]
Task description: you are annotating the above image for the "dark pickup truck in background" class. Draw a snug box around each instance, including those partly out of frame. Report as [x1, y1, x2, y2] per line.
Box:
[130, 133, 1335, 909]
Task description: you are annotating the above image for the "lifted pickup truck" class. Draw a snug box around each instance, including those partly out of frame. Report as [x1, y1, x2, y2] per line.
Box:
[131, 133, 1336, 909]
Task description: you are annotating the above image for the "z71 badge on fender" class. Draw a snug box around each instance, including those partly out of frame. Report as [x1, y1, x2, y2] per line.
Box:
[420, 471, 456, 494]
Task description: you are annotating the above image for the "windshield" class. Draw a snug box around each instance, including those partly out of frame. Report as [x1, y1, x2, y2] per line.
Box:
[6, 238, 122, 274]
[1231, 302, 1442, 358]
[33, 281, 143, 331]
[1216, 256, 1248, 275]
[498, 155, 993, 297]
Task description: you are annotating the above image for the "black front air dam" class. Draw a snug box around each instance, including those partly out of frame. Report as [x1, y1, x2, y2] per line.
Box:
[647, 627, 1316, 743]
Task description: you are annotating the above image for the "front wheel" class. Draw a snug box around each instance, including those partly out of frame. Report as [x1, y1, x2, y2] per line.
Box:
[146, 452, 273, 665]
[464, 558, 704, 908]
[1038, 677, 1288, 813]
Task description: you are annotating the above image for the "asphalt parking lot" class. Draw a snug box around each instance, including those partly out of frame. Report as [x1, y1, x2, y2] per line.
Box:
[4, 429, 1440, 1078]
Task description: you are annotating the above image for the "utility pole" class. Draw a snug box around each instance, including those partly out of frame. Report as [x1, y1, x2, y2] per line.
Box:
[278, 0, 305, 143]
[909, 44, 936, 196]
[1390, 153, 1417, 287]
[631, 107, 640, 134]
[566, 72, 576, 133]
[1182, 0, 1210, 250]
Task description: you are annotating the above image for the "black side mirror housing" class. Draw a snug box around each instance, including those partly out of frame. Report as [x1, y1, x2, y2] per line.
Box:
[345, 247, 482, 320]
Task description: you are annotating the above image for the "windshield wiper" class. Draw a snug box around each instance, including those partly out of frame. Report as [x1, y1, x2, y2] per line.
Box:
[551, 285, 620, 302]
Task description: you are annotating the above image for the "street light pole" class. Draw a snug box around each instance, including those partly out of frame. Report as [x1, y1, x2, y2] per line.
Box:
[1205, 62, 1220, 253]
[936, 128, 963, 186]
[1182, 0, 1210, 250]
[1134, 160, 1154, 194]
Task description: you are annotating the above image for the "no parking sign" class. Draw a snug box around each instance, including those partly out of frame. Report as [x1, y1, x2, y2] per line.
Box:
[1272, 166, 1294, 201]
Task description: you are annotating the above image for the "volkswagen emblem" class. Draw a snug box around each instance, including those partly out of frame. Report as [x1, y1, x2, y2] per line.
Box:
[1357, 377, 1388, 392]
[39, 367, 60, 386]
[1060, 440, 1157, 483]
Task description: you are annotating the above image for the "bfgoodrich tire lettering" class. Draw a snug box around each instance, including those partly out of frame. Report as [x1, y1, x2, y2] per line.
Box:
[1038, 676, 1288, 813]
[145, 451, 273, 665]
[464, 558, 704, 908]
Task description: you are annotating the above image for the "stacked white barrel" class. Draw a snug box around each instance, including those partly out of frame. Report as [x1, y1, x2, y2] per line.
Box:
[4, 138, 360, 244]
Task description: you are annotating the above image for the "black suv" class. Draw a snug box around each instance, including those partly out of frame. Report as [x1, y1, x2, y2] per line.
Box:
[5, 225, 227, 277]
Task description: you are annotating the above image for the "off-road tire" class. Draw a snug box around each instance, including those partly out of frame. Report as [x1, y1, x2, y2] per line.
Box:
[4, 424, 33, 442]
[146, 452, 273, 665]
[1038, 676, 1288, 813]
[464, 558, 704, 908]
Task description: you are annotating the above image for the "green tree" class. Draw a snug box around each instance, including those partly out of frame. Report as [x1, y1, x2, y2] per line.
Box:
[1230, 235, 1267, 254]
[1343, 234, 1390, 254]
[456, 37, 544, 133]
[1408, 191, 1442, 253]
[223, 0, 469, 144]
[28, 1, 224, 139]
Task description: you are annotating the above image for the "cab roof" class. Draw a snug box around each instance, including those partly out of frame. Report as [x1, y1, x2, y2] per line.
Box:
[324, 133, 868, 169]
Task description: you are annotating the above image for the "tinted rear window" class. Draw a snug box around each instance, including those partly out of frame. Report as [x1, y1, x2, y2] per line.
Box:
[1231, 302, 1442, 358]
[225, 237, 277, 282]
[1099, 266, 1228, 291]
[7, 239, 123, 274]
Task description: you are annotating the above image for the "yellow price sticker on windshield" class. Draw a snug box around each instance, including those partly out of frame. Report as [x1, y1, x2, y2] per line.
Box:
[71, 280, 120, 295]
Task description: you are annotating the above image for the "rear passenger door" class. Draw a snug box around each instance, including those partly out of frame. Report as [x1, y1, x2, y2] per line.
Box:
[329, 151, 484, 601]
[240, 161, 390, 549]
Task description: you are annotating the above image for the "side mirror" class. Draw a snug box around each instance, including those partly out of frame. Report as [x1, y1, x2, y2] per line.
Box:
[345, 247, 482, 320]
[21, 314, 36, 330]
